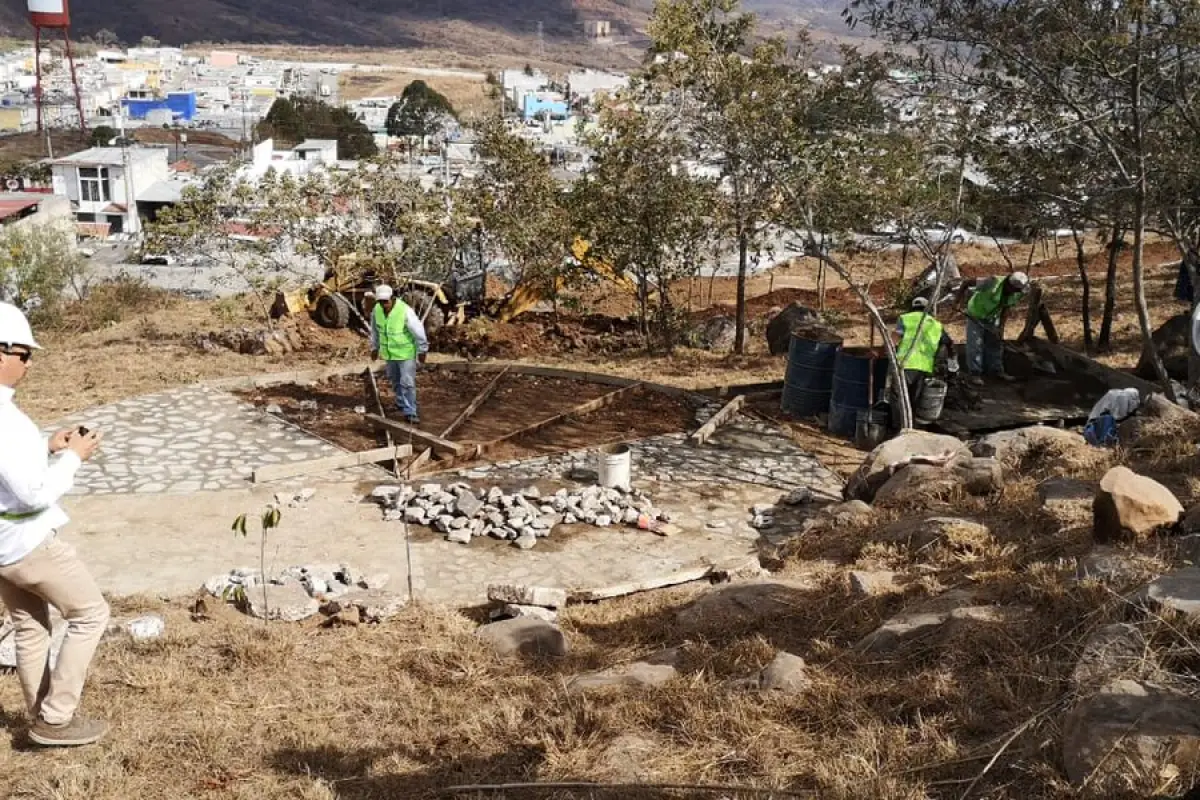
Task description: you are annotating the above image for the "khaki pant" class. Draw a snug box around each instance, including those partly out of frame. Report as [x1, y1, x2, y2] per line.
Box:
[0, 535, 109, 725]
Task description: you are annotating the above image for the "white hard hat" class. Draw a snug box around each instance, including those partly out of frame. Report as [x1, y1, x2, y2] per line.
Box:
[374, 284, 394, 302]
[911, 295, 930, 310]
[1008, 271, 1030, 291]
[0, 302, 39, 350]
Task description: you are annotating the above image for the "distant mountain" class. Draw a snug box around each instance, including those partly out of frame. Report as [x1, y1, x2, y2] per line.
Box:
[0, 0, 853, 52]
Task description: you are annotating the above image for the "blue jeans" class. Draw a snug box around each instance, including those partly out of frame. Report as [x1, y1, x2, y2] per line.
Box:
[384, 359, 418, 418]
[966, 318, 1005, 376]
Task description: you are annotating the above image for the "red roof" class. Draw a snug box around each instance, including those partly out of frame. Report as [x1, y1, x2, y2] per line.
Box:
[0, 199, 38, 220]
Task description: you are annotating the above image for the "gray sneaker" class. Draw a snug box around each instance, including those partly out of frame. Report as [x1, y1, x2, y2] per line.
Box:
[29, 715, 109, 747]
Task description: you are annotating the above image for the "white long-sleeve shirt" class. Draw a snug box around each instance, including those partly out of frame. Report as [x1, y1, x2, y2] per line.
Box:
[368, 302, 429, 357]
[0, 385, 80, 565]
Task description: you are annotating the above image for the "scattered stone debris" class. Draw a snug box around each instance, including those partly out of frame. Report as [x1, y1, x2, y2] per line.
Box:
[275, 487, 317, 509]
[849, 570, 903, 597]
[487, 584, 567, 609]
[567, 652, 680, 693]
[196, 326, 303, 356]
[1094, 466, 1183, 544]
[370, 482, 674, 549]
[114, 614, 167, 642]
[490, 604, 558, 623]
[205, 562, 405, 624]
[476, 616, 569, 657]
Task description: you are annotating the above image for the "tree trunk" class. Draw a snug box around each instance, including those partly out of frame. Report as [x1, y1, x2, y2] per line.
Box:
[1071, 226, 1094, 353]
[1186, 250, 1200, 401]
[1098, 224, 1122, 352]
[900, 241, 909, 281]
[734, 229, 748, 355]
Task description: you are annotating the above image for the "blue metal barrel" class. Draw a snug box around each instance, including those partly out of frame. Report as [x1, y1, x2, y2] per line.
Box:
[781, 333, 842, 417]
[828, 347, 890, 437]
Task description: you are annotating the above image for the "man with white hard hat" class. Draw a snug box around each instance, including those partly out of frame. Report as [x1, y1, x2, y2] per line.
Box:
[0, 302, 109, 747]
[959, 270, 1030, 386]
[368, 285, 429, 425]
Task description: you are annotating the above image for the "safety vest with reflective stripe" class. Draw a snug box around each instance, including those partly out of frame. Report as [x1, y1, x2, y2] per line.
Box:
[373, 301, 416, 362]
[897, 311, 943, 374]
[967, 277, 1022, 323]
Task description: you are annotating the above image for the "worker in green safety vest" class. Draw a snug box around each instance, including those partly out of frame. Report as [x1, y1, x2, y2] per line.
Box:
[893, 296, 956, 423]
[369, 284, 430, 425]
[958, 271, 1030, 386]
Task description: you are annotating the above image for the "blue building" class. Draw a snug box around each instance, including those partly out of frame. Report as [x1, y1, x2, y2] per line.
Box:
[520, 92, 569, 121]
[122, 92, 198, 122]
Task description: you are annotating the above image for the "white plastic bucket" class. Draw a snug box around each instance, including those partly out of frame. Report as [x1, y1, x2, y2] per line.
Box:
[598, 443, 632, 490]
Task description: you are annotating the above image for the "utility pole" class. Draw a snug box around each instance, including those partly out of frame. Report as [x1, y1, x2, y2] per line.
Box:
[537, 21, 545, 61]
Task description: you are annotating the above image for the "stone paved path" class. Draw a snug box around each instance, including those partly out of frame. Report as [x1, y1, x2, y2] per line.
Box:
[50, 385, 378, 495]
[48, 384, 843, 605]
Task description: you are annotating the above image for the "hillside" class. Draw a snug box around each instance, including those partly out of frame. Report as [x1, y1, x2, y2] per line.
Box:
[0, 0, 853, 50]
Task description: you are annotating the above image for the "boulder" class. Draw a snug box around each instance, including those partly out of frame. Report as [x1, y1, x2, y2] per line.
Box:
[765, 303, 828, 356]
[872, 464, 963, 507]
[759, 651, 811, 693]
[845, 431, 972, 503]
[950, 457, 1004, 496]
[476, 617, 569, 657]
[1133, 567, 1200, 617]
[567, 661, 678, 693]
[1094, 466, 1183, 544]
[245, 583, 320, 622]
[849, 570, 903, 597]
[1062, 679, 1200, 788]
[1075, 546, 1155, 587]
[487, 584, 568, 609]
[1136, 312, 1190, 381]
[698, 316, 736, 352]
[973, 425, 1091, 464]
[675, 581, 812, 636]
[1142, 393, 1199, 425]
[339, 589, 407, 622]
[1071, 624, 1156, 694]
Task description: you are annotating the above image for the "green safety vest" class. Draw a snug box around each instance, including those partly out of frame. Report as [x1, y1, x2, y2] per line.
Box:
[967, 277, 1022, 323]
[897, 311, 943, 374]
[0, 509, 43, 522]
[373, 301, 416, 362]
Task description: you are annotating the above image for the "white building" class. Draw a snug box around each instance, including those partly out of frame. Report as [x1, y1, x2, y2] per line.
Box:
[238, 138, 340, 182]
[50, 146, 171, 237]
[567, 70, 629, 103]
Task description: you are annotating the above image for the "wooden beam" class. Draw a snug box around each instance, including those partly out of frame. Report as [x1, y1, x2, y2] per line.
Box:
[690, 395, 746, 446]
[440, 366, 510, 439]
[252, 445, 413, 483]
[568, 565, 714, 603]
[1024, 337, 1160, 395]
[404, 447, 433, 478]
[366, 414, 467, 457]
[479, 383, 642, 452]
[363, 367, 400, 475]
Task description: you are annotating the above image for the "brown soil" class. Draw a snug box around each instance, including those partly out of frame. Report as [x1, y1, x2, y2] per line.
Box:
[433, 314, 645, 361]
[240, 368, 695, 466]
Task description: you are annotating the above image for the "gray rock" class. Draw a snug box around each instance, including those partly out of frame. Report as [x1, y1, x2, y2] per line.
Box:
[370, 485, 404, 505]
[340, 589, 407, 622]
[879, 516, 990, 550]
[204, 573, 236, 597]
[404, 507, 427, 525]
[821, 500, 875, 526]
[563, 514, 578, 525]
[487, 584, 568, 609]
[783, 488, 814, 505]
[1076, 546, 1148, 587]
[487, 487, 504, 504]
[1072, 624, 1156, 694]
[974, 426, 1091, 464]
[622, 508, 641, 525]
[447, 527, 472, 545]
[455, 492, 484, 519]
[122, 614, 166, 642]
[419, 483, 442, 496]
[433, 515, 454, 534]
[858, 603, 1026, 653]
[521, 486, 541, 500]
[751, 503, 775, 516]
[595, 514, 613, 527]
[490, 604, 558, 622]
[513, 533, 538, 550]
[849, 570, 903, 597]
[245, 583, 320, 622]
[1061, 679, 1200, 789]
[759, 652, 811, 693]
[476, 617, 569, 657]
[449, 517, 469, 530]
[361, 573, 390, 590]
[1133, 567, 1200, 617]
[567, 661, 678, 693]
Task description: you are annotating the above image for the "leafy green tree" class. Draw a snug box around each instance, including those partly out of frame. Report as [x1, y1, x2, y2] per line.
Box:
[0, 222, 87, 317]
[89, 125, 118, 147]
[258, 97, 377, 160]
[386, 81, 457, 140]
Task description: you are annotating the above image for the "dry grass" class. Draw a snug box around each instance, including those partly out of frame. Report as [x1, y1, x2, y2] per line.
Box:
[339, 71, 494, 118]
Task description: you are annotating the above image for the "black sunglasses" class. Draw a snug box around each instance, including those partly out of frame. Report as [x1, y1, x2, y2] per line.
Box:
[1, 348, 31, 364]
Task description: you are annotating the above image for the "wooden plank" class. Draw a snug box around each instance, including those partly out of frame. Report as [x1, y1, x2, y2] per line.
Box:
[479, 383, 642, 451]
[1024, 337, 1160, 395]
[363, 367, 400, 475]
[705, 380, 785, 399]
[404, 447, 433, 478]
[441, 365, 510, 439]
[366, 414, 467, 456]
[252, 444, 413, 483]
[569, 565, 714, 603]
[691, 395, 746, 446]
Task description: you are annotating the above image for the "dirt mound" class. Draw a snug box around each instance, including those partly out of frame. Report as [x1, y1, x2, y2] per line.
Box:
[433, 315, 643, 360]
[196, 316, 361, 357]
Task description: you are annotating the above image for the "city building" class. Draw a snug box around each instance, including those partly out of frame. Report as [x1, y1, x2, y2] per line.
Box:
[49, 146, 171, 237]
